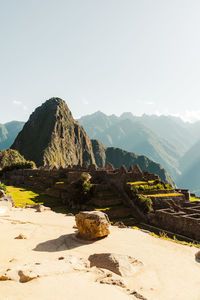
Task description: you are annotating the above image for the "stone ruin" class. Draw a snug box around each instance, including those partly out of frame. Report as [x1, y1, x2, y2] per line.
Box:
[1, 163, 159, 188]
[1, 163, 200, 241]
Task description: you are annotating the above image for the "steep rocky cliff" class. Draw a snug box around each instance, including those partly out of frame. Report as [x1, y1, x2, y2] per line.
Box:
[11, 98, 96, 168]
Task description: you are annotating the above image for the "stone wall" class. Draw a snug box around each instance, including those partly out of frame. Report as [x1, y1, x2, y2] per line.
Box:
[149, 203, 200, 240]
[1, 164, 159, 188]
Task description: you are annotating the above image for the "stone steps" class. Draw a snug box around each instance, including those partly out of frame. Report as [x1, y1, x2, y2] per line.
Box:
[95, 205, 132, 219]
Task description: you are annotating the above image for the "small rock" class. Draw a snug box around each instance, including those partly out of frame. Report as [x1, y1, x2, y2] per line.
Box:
[0, 274, 10, 281]
[66, 213, 74, 216]
[113, 221, 127, 228]
[98, 276, 126, 288]
[88, 253, 143, 277]
[9, 258, 17, 263]
[58, 257, 65, 260]
[195, 251, 200, 262]
[130, 290, 147, 300]
[18, 270, 38, 283]
[36, 205, 45, 212]
[75, 211, 110, 240]
[15, 234, 27, 240]
[0, 189, 6, 198]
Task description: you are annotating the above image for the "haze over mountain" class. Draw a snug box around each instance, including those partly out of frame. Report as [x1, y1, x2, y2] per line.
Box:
[79, 112, 192, 178]
[10, 98, 174, 186]
[79, 111, 200, 154]
[78, 111, 200, 193]
[177, 139, 200, 194]
[0, 121, 25, 150]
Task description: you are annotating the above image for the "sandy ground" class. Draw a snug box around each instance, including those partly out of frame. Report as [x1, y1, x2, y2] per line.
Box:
[0, 208, 200, 300]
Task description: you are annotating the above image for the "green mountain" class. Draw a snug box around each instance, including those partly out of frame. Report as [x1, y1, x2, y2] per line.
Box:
[0, 149, 30, 170]
[0, 121, 25, 150]
[11, 98, 96, 168]
[92, 140, 174, 186]
[79, 112, 181, 179]
[11, 98, 174, 185]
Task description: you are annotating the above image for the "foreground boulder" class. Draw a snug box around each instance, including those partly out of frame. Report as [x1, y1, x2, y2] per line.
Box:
[88, 253, 143, 277]
[75, 211, 110, 240]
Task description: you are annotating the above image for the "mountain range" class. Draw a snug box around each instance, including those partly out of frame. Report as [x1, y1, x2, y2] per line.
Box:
[0, 121, 24, 150]
[2, 100, 200, 193]
[8, 98, 173, 185]
[78, 112, 200, 182]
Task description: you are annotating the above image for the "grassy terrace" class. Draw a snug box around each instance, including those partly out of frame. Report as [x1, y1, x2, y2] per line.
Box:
[6, 186, 74, 214]
[146, 193, 183, 197]
[190, 196, 200, 202]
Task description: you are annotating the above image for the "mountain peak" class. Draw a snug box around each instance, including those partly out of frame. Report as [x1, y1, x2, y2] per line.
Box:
[11, 98, 95, 167]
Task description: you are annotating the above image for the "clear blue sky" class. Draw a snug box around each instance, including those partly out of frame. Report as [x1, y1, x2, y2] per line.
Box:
[1, 0, 200, 123]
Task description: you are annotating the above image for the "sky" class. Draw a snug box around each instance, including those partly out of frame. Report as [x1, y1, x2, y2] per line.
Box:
[1, 0, 200, 123]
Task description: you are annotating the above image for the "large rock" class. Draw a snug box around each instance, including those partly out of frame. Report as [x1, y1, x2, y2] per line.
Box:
[88, 253, 143, 277]
[75, 211, 110, 240]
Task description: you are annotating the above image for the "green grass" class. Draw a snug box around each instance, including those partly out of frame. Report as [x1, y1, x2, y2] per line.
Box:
[127, 181, 147, 185]
[7, 185, 80, 214]
[146, 193, 183, 197]
[190, 196, 200, 202]
[132, 226, 200, 248]
[7, 186, 43, 207]
[7, 185, 61, 208]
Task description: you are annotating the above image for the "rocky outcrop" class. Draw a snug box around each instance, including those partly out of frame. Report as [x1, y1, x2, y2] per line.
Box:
[88, 253, 143, 276]
[12, 98, 96, 168]
[75, 211, 110, 240]
[91, 140, 106, 167]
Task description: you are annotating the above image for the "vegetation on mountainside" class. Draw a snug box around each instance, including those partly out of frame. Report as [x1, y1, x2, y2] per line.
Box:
[11, 98, 96, 168]
[0, 149, 36, 172]
[105, 147, 175, 186]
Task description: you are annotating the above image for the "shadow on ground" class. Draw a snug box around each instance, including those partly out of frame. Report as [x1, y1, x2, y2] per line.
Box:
[33, 233, 96, 252]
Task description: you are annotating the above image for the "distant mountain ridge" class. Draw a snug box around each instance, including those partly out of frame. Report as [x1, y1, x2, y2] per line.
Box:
[10, 98, 174, 185]
[78, 111, 200, 183]
[178, 139, 200, 194]
[0, 121, 25, 150]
